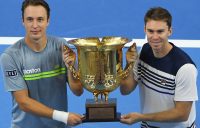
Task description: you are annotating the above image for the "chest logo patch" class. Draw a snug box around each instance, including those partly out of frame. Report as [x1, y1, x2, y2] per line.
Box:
[160, 79, 167, 85]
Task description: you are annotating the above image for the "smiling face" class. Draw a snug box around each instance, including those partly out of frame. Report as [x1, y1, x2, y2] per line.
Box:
[144, 20, 172, 57]
[23, 5, 49, 43]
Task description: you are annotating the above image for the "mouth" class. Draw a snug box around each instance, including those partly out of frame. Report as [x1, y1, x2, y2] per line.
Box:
[150, 41, 162, 49]
[31, 30, 40, 35]
[151, 41, 160, 45]
[152, 42, 160, 46]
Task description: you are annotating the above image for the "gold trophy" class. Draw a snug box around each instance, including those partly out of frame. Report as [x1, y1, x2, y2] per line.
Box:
[66, 37, 133, 122]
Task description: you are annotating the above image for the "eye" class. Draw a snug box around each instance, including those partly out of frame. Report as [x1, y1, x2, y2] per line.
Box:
[147, 29, 154, 34]
[37, 18, 44, 22]
[26, 17, 33, 22]
[157, 30, 164, 34]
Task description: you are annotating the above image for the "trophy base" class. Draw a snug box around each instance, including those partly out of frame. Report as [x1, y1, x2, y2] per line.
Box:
[82, 98, 121, 122]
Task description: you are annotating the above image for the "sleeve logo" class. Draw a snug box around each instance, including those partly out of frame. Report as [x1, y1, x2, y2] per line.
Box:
[6, 69, 18, 77]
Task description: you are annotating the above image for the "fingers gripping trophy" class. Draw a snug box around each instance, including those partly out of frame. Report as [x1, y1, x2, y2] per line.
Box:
[64, 37, 136, 122]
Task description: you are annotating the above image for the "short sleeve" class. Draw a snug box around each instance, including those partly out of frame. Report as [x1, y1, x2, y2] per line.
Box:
[174, 64, 198, 101]
[0, 53, 27, 91]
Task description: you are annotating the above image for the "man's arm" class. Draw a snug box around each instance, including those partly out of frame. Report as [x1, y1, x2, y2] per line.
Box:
[120, 43, 138, 95]
[120, 101, 192, 124]
[1, 50, 83, 126]
[62, 45, 83, 96]
[13, 90, 53, 118]
[67, 69, 83, 96]
[13, 89, 83, 126]
[120, 69, 137, 95]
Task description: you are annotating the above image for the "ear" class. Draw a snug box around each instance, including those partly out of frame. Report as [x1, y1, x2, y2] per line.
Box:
[144, 26, 146, 33]
[168, 27, 172, 36]
[22, 18, 25, 26]
[47, 18, 50, 26]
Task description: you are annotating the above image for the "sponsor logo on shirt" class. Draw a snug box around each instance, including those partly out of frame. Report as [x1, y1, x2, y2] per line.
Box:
[160, 79, 167, 85]
[6, 69, 18, 77]
[23, 68, 41, 75]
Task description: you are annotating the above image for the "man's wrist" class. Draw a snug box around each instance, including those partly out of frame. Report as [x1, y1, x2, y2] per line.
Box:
[52, 110, 69, 124]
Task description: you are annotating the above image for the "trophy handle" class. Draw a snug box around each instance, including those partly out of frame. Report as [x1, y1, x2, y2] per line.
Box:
[68, 65, 80, 80]
[118, 62, 134, 79]
[118, 43, 137, 79]
[63, 45, 80, 80]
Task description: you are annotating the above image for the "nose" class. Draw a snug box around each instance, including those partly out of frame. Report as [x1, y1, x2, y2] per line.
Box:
[32, 20, 38, 28]
[151, 32, 160, 40]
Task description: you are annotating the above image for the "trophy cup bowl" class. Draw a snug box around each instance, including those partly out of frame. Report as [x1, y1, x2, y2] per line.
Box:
[66, 36, 133, 122]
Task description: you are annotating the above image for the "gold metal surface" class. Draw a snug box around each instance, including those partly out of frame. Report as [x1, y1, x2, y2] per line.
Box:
[67, 37, 132, 101]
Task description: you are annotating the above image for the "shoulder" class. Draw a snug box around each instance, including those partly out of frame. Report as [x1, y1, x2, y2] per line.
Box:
[141, 43, 151, 51]
[1, 38, 25, 60]
[170, 43, 195, 66]
[47, 36, 67, 44]
[140, 43, 152, 55]
[46, 36, 67, 52]
[167, 43, 196, 75]
[139, 43, 153, 60]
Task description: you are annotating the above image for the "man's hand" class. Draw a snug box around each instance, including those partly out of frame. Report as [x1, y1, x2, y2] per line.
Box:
[52, 110, 84, 126]
[67, 112, 84, 126]
[126, 43, 138, 65]
[120, 112, 143, 125]
[62, 45, 76, 68]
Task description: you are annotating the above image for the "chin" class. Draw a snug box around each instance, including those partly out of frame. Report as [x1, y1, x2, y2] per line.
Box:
[151, 45, 160, 50]
[31, 35, 41, 40]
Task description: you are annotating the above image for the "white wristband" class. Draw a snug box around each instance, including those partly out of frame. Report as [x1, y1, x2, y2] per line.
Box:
[52, 110, 69, 125]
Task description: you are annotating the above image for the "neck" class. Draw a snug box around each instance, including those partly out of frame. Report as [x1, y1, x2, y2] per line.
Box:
[153, 42, 172, 58]
[25, 36, 47, 52]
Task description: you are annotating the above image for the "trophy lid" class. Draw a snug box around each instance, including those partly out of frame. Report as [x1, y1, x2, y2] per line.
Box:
[67, 37, 100, 46]
[67, 36, 130, 47]
[101, 36, 130, 46]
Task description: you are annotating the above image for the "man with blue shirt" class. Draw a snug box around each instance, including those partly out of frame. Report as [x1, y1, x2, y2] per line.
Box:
[0, 0, 83, 128]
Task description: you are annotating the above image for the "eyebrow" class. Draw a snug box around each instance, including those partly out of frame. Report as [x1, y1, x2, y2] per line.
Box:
[147, 29, 165, 32]
[26, 16, 44, 18]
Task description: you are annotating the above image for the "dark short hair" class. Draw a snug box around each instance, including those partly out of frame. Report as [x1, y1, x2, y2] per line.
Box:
[21, 0, 50, 20]
[144, 7, 172, 29]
